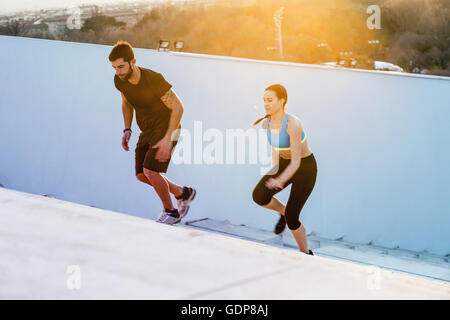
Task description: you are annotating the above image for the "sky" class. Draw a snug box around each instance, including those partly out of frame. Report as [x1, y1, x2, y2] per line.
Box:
[0, 0, 171, 14]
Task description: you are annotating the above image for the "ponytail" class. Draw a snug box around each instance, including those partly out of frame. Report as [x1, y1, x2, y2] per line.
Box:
[253, 114, 269, 126]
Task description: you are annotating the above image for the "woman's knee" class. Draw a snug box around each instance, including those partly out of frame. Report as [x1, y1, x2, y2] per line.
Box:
[285, 208, 301, 230]
[286, 217, 301, 230]
[252, 186, 271, 206]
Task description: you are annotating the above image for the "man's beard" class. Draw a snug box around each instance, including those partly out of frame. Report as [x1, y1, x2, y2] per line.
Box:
[123, 62, 133, 80]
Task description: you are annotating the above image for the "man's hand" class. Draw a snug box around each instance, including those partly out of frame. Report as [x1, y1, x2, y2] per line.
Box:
[152, 137, 172, 162]
[122, 131, 132, 151]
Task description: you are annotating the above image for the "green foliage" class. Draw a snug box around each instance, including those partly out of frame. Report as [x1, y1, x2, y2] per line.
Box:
[0, 21, 50, 38]
[81, 15, 126, 35]
[381, 0, 449, 73]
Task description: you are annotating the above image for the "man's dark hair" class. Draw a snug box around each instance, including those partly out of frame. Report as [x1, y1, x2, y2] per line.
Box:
[108, 40, 135, 62]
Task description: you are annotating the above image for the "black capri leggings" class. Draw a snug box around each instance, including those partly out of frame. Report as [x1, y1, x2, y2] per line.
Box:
[252, 153, 317, 230]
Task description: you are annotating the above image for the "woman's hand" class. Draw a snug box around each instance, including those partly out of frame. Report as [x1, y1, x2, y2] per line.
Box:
[265, 178, 284, 190]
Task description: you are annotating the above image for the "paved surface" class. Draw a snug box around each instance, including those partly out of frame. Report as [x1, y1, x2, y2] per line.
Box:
[185, 219, 450, 282]
[0, 188, 449, 299]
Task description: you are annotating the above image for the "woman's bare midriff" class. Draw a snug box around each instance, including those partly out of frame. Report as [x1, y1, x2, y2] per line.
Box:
[278, 142, 313, 160]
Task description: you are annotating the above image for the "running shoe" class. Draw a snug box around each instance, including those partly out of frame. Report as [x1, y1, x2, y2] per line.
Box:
[156, 208, 180, 225]
[156, 210, 167, 223]
[274, 214, 286, 234]
[176, 187, 197, 222]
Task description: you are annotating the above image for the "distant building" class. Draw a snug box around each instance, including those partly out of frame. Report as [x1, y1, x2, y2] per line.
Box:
[44, 15, 71, 39]
[0, 16, 9, 26]
[2, 0, 215, 38]
[43, 9, 145, 39]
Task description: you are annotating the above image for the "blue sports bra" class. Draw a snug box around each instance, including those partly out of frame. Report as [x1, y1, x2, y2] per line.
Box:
[266, 113, 306, 151]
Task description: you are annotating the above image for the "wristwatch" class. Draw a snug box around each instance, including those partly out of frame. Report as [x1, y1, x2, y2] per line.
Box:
[123, 128, 132, 133]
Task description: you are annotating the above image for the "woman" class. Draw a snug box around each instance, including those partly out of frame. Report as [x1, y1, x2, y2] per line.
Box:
[252, 84, 317, 255]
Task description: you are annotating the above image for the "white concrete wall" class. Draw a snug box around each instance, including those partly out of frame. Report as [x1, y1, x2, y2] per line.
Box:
[1, 35, 449, 256]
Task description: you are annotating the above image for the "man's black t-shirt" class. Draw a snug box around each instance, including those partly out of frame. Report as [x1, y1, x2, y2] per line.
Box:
[114, 67, 176, 146]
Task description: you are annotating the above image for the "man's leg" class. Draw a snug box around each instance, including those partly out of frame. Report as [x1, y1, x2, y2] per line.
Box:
[143, 168, 176, 211]
[136, 172, 183, 198]
[136, 138, 195, 223]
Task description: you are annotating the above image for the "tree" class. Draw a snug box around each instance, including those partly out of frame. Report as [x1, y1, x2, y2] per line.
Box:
[0, 21, 26, 36]
[81, 15, 126, 36]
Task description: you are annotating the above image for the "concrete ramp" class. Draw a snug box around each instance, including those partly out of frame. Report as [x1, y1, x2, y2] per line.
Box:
[0, 188, 449, 299]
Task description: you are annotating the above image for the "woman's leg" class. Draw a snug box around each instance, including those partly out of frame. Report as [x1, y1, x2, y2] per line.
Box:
[290, 223, 309, 253]
[252, 172, 290, 213]
[284, 162, 317, 253]
[261, 196, 286, 215]
[253, 175, 291, 235]
[252, 159, 290, 208]
[252, 160, 291, 235]
[268, 197, 288, 235]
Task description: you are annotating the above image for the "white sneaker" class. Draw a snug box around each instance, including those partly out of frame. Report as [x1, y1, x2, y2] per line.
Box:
[156, 208, 180, 225]
[176, 187, 197, 221]
[156, 210, 167, 223]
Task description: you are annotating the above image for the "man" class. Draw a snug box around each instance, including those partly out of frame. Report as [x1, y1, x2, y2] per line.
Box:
[109, 40, 196, 225]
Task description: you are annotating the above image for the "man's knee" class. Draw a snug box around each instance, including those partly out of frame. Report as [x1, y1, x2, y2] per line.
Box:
[136, 173, 150, 184]
[143, 168, 159, 177]
[143, 169, 162, 183]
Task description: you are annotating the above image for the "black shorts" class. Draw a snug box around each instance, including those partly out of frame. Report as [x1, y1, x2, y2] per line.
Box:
[135, 135, 178, 175]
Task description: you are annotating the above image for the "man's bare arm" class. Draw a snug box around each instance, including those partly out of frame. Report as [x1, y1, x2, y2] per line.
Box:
[120, 93, 134, 151]
[160, 89, 184, 141]
[121, 93, 133, 129]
